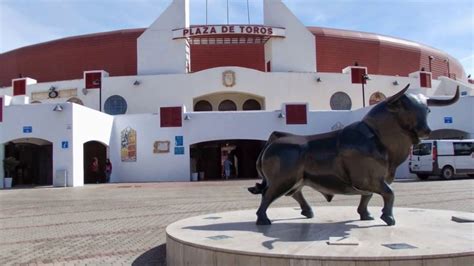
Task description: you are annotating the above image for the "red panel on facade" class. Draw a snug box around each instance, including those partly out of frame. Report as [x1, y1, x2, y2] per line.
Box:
[160, 107, 182, 127]
[13, 79, 26, 95]
[420, 73, 432, 88]
[0, 27, 467, 86]
[351, 68, 367, 84]
[0, 29, 142, 87]
[190, 44, 265, 72]
[309, 27, 464, 80]
[85, 72, 102, 89]
[286, 104, 307, 125]
[0, 97, 3, 122]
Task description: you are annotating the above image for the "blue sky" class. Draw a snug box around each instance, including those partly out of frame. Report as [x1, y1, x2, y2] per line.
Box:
[1, 0, 473, 76]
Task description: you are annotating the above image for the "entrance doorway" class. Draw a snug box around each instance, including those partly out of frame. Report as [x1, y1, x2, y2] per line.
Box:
[190, 140, 266, 180]
[83, 141, 107, 184]
[4, 138, 53, 187]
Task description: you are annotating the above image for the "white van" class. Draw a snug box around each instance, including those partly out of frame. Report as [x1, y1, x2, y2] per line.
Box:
[409, 139, 474, 180]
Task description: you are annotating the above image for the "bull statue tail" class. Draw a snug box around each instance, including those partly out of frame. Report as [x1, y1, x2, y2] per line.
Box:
[248, 181, 266, 194]
[248, 151, 267, 194]
[249, 131, 292, 195]
[248, 141, 269, 195]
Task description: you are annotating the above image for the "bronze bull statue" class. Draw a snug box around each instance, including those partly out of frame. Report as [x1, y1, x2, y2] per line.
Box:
[249, 84, 459, 226]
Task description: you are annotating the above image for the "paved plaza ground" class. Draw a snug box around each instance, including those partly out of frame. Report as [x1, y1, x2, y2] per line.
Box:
[0, 178, 473, 265]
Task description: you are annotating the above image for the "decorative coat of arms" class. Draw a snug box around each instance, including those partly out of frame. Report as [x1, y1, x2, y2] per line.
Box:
[222, 70, 236, 87]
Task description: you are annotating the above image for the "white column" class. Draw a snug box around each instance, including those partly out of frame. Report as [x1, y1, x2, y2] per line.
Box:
[137, 0, 190, 75]
[264, 0, 316, 72]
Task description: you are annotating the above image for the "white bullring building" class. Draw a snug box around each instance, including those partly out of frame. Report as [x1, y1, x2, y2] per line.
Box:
[0, 0, 473, 188]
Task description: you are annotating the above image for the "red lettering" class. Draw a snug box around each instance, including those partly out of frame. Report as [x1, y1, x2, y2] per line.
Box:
[261, 27, 267, 34]
[195, 27, 201, 35]
[229, 26, 235, 33]
[189, 28, 194, 35]
[245, 26, 252, 33]
[239, 26, 245, 33]
[268, 28, 273, 35]
[253, 26, 259, 34]
[203, 26, 209, 34]
[183, 29, 189, 36]
[222, 26, 229, 33]
[210, 26, 217, 34]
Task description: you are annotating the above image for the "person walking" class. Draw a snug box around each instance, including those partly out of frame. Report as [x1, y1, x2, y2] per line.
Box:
[104, 159, 112, 183]
[223, 156, 233, 180]
[91, 157, 99, 183]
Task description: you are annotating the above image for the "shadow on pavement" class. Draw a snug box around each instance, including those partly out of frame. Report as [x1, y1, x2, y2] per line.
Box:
[132, 243, 166, 266]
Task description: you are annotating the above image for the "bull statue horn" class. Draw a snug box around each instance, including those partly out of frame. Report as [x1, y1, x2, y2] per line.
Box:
[427, 86, 460, 106]
[387, 83, 410, 104]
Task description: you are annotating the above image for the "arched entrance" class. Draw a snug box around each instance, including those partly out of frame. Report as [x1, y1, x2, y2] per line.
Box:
[190, 139, 266, 181]
[429, 129, 470, 139]
[3, 138, 53, 187]
[83, 141, 107, 184]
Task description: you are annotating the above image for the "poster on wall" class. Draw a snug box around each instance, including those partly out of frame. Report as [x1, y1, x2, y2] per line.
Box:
[175, 136, 184, 146]
[121, 127, 137, 162]
[153, 141, 170, 153]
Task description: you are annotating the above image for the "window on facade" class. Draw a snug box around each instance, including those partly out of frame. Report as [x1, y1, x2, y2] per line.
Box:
[242, 99, 261, 110]
[218, 100, 237, 111]
[330, 92, 352, 110]
[160, 106, 182, 127]
[369, 92, 386, 106]
[67, 97, 84, 105]
[285, 104, 307, 125]
[194, 100, 212, 111]
[104, 95, 127, 115]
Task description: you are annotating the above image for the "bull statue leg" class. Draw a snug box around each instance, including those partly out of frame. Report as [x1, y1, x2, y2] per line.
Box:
[256, 178, 300, 225]
[291, 190, 314, 218]
[379, 181, 395, 226]
[357, 194, 374, 220]
[255, 187, 282, 225]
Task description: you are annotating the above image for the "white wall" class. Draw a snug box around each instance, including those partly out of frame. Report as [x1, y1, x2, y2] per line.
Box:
[111, 113, 189, 182]
[109, 110, 352, 183]
[137, 0, 189, 75]
[0, 102, 114, 187]
[264, 0, 316, 72]
[72, 104, 114, 186]
[101, 67, 436, 115]
[1, 67, 471, 117]
[0, 103, 73, 186]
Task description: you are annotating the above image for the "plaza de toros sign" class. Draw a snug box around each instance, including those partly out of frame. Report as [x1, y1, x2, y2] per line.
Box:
[172, 25, 285, 39]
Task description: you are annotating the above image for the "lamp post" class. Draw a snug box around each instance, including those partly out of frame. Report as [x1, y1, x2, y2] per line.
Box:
[428, 56, 434, 72]
[361, 73, 370, 107]
[444, 58, 451, 78]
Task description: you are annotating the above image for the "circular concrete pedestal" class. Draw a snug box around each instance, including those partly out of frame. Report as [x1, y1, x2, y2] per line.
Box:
[166, 207, 473, 266]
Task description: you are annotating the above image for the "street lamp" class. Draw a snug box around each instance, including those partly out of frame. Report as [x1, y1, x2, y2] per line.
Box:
[361, 73, 370, 107]
[428, 56, 434, 72]
[444, 58, 451, 78]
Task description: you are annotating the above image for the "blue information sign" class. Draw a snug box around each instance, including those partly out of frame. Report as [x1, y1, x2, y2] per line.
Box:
[444, 117, 453, 124]
[174, 147, 185, 155]
[175, 136, 184, 146]
[61, 141, 69, 149]
[23, 126, 32, 133]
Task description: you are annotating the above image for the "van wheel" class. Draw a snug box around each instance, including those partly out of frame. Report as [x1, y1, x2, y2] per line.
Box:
[468, 174, 474, 178]
[441, 166, 454, 180]
[416, 174, 429, 180]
